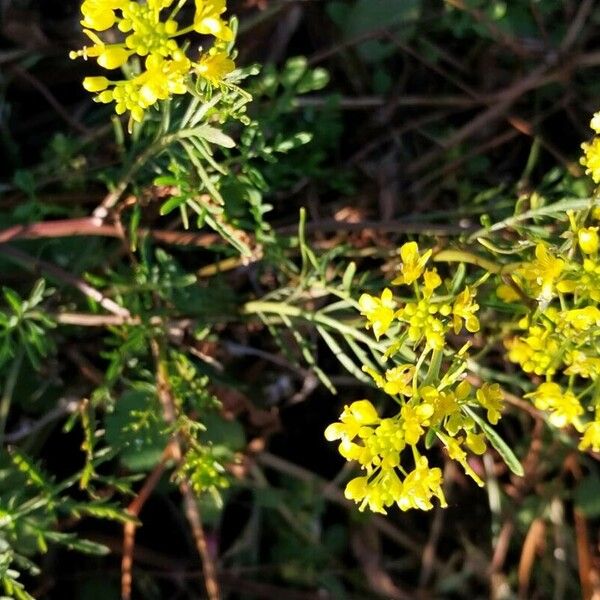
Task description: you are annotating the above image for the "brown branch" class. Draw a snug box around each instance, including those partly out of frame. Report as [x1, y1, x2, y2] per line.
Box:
[0, 217, 219, 247]
[122, 446, 172, 600]
[0, 243, 130, 318]
[150, 338, 220, 600]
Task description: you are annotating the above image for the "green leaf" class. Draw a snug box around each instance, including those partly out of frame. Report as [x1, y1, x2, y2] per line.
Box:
[342, 261, 356, 291]
[71, 502, 141, 525]
[464, 407, 524, 476]
[197, 125, 235, 148]
[316, 325, 370, 383]
[281, 56, 308, 88]
[44, 532, 110, 556]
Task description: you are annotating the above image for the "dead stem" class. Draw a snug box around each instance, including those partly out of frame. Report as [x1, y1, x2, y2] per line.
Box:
[150, 338, 221, 600]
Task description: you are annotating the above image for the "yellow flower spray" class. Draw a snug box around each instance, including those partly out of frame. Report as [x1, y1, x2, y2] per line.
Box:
[325, 242, 517, 514]
[71, 0, 236, 127]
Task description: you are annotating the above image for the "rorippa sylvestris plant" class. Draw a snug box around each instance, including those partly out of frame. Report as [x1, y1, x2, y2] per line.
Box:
[325, 110, 600, 516]
[70, 0, 236, 128]
[499, 110, 600, 453]
[325, 242, 520, 514]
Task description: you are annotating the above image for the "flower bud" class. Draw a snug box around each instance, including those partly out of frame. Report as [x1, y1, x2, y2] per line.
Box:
[83, 76, 110, 92]
[578, 227, 599, 254]
[349, 400, 379, 424]
[98, 47, 129, 69]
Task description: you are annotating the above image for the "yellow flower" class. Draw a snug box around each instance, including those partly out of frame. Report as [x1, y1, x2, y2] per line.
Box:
[400, 298, 447, 350]
[440, 434, 484, 487]
[526, 382, 583, 428]
[579, 421, 600, 452]
[578, 227, 599, 255]
[422, 269, 442, 298]
[505, 324, 561, 377]
[518, 243, 564, 305]
[452, 286, 480, 334]
[565, 351, 600, 378]
[80, 0, 124, 31]
[324, 400, 380, 443]
[581, 137, 600, 183]
[194, 0, 233, 41]
[381, 364, 414, 397]
[465, 431, 486, 455]
[82, 76, 110, 92]
[358, 288, 396, 339]
[401, 402, 434, 445]
[344, 468, 404, 514]
[476, 383, 503, 425]
[496, 282, 520, 303]
[344, 476, 369, 504]
[591, 111, 600, 134]
[421, 385, 460, 425]
[561, 306, 600, 331]
[392, 242, 432, 286]
[70, 29, 131, 69]
[196, 49, 235, 85]
[397, 456, 447, 511]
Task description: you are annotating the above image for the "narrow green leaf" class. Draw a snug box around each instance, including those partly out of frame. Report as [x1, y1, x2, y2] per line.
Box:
[464, 406, 524, 477]
[196, 125, 235, 148]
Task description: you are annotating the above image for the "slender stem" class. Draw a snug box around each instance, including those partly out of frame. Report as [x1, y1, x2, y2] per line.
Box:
[150, 339, 220, 600]
[0, 347, 24, 448]
[423, 348, 443, 388]
[242, 300, 417, 362]
[434, 248, 518, 275]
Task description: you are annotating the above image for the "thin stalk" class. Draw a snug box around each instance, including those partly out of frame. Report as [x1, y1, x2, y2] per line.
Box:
[434, 248, 518, 275]
[242, 300, 416, 362]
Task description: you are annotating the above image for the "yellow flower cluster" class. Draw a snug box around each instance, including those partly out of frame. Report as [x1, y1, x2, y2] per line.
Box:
[326, 242, 504, 514]
[581, 110, 600, 183]
[501, 213, 600, 451]
[71, 0, 235, 124]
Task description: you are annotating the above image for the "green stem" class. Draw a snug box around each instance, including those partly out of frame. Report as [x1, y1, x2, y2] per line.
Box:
[434, 249, 518, 275]
[242, 300, 416, 362]
[423, 347, 443, 388]
[0, 347, 24, 448]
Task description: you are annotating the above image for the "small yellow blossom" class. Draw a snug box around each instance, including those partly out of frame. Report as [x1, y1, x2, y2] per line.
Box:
[194, 0, 234, 41]
[196, 49, 235, 85]
[452, 286, 480, 334]
[565, 351, 600, 378]
[358, 288, 396, 339]
[581, 137, 600, 183]
[496, 282, 520, 303]
[526, 382, 583, 428]
[80, 0, 125, 31]
[392, 242, 432, 286]
[324, 400, 379, 443]
[560, 306, 600, 331]
[578, 227, 599, 255]
[397, 456, 447, 511]
[381, 365, 414, 397]
[518, 243, 564, 305]
[476, 383, 503, 424]
[422, 269, 442, 297]
[591, 111, 600, 134]
[579, 421, 600, 452]
[440, 434, 484, 486]
[401, 402, 434, 445]
[465, 431, 486, 455]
